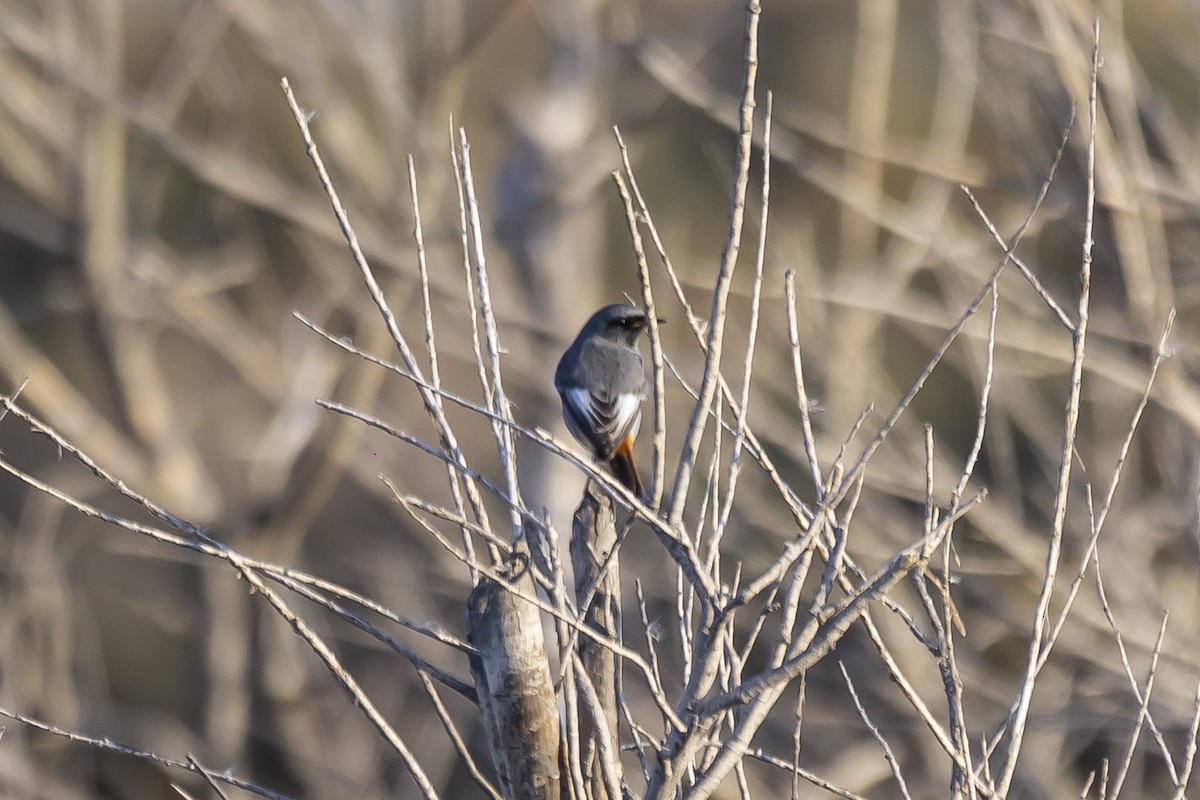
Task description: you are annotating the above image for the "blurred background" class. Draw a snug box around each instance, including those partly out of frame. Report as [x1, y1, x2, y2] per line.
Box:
[0, 0, 1197, 797]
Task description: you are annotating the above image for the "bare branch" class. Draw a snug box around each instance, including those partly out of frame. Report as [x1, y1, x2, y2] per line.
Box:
[667, 0, 762, 528]
[0, 708, 293, 800]
[279, 77, 491, 547]
[995, 24, 1098, 794]
[839, 662, 914, 800]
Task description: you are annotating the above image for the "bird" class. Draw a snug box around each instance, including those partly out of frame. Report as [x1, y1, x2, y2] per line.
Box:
[554, 303, 655, 499]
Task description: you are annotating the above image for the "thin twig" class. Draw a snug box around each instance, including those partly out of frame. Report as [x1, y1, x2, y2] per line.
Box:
[712, 92, 773, 563]
[407, 152, 480, 581]
[839, 662, 914, 800]
[1169, 668, 1200, 800]
[1093, 547, 1180, 785]
[785, 270, 824, 499]
[831, 89, 1076, 508]
[0, 708, 293, 800]
[1108, 612, 1169, 798]
[611, 156, 668, 507]
[995, 25, 1098, 795]
[279, 77, 491, 545]
[455, 127, 523, 543]
[666, 0, 761, 529]
[185, 754, 233, 800]
[744, 744, 868, 800]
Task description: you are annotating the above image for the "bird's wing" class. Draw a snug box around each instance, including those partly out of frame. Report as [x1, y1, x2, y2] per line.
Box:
[562, 387, 642, 460]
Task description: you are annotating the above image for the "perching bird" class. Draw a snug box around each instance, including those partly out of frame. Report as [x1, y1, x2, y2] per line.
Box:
[554, 303, 655, 499]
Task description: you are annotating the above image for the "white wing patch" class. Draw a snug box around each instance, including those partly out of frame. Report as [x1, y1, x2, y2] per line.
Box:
[564, 387, 642, 459]
[608, 393, 641, 439]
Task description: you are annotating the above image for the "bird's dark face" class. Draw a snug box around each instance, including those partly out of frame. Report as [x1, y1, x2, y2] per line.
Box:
[588, 303, 652, 346]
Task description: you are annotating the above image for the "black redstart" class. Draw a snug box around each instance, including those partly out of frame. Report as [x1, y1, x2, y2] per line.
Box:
[555, 303, 654, 498]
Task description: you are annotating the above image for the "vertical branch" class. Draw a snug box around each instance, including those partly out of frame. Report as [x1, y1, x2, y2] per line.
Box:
[789, 677, 806, 800]
[643, 9, 765, 790]
[667, 0, 762, 527]
[912, 431, 977, 800]
[456, 128, 524, 543]
[611, 162, 667, 509]
[995, 21, 1098, 797]
[467, 542, 563, 800]
[784, 271, 824, 499]
[449, 118, 494, 408]
[570, 485, 624, 798]
[571, 651, 626, 800]
[1169, 670, 1200, 800]
[712, 92, 773, 559]
[407, 153, 480, 581]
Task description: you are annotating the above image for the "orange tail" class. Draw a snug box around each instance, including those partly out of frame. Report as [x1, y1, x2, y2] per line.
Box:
[608, 436, 645, 500]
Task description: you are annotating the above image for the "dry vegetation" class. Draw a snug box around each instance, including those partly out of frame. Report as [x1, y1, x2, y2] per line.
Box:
[0, 0, 1198, 798]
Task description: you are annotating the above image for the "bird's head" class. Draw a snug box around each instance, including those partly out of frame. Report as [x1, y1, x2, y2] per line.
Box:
[585, 303, 662, 346]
